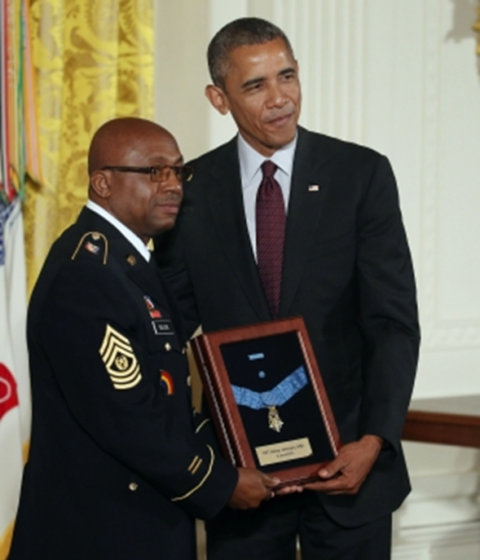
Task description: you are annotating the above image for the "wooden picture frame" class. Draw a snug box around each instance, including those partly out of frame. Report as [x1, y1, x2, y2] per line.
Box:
[191, 317, 341, 487]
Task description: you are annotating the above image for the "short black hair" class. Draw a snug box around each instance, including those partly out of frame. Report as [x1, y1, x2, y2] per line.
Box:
[207, 17, 295, 88]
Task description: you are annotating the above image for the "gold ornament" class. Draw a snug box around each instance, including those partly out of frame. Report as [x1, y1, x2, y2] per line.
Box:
[268, 406, 284, 433]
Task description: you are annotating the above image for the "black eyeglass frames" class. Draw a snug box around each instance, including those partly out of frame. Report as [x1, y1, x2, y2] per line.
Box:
[101, 165, 193, 183]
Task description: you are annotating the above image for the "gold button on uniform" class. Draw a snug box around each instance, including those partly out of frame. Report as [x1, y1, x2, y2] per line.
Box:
[129, 482, 138, 491]
[164, 342, 172, 352]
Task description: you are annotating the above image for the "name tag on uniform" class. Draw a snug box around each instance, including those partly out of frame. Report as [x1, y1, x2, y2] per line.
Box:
[152, 319, 174, 335]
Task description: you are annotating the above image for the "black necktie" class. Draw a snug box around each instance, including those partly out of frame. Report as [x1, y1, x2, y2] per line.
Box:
[256, 160, 286, 318]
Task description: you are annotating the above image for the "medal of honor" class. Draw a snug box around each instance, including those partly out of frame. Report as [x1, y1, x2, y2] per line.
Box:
[267, 406, 284, 432]
[231, 366, 308, 432]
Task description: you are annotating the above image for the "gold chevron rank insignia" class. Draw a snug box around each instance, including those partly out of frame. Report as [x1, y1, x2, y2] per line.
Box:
[99, 325, 142, 390]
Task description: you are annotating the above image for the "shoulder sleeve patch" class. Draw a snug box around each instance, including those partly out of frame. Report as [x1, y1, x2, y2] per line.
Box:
[71, 231, 108, 264]
[99, 324, 142, 390]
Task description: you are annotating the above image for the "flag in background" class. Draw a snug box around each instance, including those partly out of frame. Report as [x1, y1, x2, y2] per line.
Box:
[0, 200, 29, 559]
[1, 0, 41, 556]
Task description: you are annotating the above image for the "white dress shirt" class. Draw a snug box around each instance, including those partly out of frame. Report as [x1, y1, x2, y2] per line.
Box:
[237, 132, 297, 259]
[86, 200, 151, 262]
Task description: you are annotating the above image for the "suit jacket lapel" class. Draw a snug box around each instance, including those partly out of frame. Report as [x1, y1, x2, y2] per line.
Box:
[279, 128, 332, 317]
[207, 139, 271, 321]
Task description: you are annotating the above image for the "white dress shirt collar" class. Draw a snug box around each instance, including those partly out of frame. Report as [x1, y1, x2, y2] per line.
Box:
[237, 132, 297, 185]
[86, 200, 151, 262]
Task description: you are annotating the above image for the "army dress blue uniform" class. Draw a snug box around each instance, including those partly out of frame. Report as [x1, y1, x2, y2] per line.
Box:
[9, 207, 237, 560]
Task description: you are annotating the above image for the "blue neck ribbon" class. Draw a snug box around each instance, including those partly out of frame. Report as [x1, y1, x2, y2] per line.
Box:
[231, 365, 308, 410]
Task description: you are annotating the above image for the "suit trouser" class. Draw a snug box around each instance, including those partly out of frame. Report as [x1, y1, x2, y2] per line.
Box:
[206, 492, 392, 560]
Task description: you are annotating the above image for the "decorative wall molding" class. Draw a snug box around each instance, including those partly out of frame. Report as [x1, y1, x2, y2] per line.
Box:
[414, 0, 480, 350]
[393, 521, 480, 559]
[397, 471, 480, 529]
[271, 0, 367, 144]
[393, 469, 480, 559]
[419, 0, 443, 350]
[418, 0, 480, 350]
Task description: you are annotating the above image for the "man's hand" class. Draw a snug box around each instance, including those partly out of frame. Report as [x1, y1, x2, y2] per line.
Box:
[303, 435, 383, 495]
[274, 483, 304, 496]
[228, 467, 279, 509]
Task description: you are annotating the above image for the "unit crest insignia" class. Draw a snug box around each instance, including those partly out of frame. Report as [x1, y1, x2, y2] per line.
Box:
[99, 324, 142, 389]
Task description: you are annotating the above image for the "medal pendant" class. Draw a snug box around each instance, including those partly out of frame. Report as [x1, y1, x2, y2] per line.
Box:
[268, 406, 284, 433]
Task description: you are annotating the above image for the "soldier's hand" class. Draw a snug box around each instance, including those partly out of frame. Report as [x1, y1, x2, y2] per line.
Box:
[228, 467, 279, 509]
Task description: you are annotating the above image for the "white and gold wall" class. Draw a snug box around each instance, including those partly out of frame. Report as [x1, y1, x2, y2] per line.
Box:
[155, 1, 480, 558]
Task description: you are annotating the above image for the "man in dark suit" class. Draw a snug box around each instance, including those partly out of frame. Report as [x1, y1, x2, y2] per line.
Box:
[9, 117, 276, 560]
[155, 17, 420, 560]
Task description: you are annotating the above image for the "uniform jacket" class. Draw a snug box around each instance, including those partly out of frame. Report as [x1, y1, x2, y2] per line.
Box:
[155, 127, 420, 527]
[10, 208, 237, 559]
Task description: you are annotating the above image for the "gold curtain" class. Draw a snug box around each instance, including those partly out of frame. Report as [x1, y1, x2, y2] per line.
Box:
[475, 7, 480, 56]
[24, 0, 154, 293]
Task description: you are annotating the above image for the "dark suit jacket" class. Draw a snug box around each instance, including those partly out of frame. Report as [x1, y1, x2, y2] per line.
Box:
[155, 127, 420, 527]
[9, 208, 237, 560]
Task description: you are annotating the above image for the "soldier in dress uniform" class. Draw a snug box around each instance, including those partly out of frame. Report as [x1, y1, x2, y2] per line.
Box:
[9, 118, 276, 560]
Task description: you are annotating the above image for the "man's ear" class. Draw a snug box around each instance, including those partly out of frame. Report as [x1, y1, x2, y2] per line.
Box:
[90, 170, 111, 199]
[205, 85, 230, 115]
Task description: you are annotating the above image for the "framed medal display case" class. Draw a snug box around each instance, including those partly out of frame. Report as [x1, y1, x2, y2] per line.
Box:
[191, 317, 341, 487]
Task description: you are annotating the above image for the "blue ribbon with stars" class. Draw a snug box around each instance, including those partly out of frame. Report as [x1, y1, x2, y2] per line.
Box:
[231, 366, 308, 410]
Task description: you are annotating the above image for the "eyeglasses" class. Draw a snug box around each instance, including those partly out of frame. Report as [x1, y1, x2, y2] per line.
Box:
[101, 165, 194, 183]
